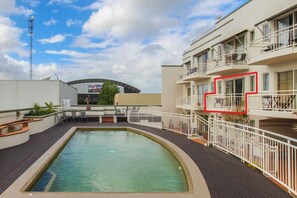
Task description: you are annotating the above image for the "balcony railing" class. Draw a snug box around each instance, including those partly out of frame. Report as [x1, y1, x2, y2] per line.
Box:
[183, 63, 207, 80]
[209, 118, 297, 196]
[249, 24, 297, 59]
[248, 90, 297, 112]
[128, 109, 297, 196]
[176, 96, 193, 109]
[207, 50, 248, 73]
[205, 94, 245, 112]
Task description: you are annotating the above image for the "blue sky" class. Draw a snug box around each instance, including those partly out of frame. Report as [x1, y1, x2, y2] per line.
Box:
[0, 0, 248, 92]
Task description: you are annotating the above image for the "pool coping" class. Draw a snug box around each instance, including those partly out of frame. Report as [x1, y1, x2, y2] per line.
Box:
[1, 126, 211, 198]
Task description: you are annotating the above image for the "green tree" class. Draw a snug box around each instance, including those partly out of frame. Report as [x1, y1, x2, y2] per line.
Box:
[97, 81, 120, 105]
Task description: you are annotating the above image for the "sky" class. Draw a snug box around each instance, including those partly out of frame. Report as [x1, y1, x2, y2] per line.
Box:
[0, 0, 248, 93]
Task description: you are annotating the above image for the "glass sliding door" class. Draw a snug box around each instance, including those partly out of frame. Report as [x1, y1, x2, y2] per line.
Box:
[225, 80, 234, 107]
[278, 14, 293, 46]
[278, 71, 293, 91]
[277, 71, 293, 110]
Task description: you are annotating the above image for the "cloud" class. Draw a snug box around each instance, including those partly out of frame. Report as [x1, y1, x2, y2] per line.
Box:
[34, 63, 58, 79]
[66, 18, 82, 28]
[82, 0, 186, 40]
[112, 65, 127, 74]
[45, 50, 89, 58]
[48, 0, 75, 5]
[38, 34, 67, 44]
[0, 55, 28, 79]
[72, 35, 114, 49]
[0, 0, 33, 16]
[0, 16, 27, 57]
[43, 17, 57, 26]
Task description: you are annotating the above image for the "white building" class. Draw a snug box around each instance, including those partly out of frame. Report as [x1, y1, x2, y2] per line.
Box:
[163, 0, 297, 138]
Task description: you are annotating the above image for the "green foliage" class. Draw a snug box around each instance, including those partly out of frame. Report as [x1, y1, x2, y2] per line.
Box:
[45, 101, 54, 113]
[33, 103, 42, 114]
[28, 102, 55, 116]
[97, 81, 120, 105]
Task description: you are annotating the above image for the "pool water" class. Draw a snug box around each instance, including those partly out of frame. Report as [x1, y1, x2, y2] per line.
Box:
[31, 130, 188, 192]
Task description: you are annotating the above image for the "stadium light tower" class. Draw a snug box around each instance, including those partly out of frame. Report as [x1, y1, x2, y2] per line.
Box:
[28, 15, 34, 80]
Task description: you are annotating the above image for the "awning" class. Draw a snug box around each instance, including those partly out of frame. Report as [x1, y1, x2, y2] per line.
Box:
[211, 29, 248, 47]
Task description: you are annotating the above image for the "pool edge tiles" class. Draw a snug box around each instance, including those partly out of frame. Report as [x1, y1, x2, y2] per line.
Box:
[1, 126, 211, 198]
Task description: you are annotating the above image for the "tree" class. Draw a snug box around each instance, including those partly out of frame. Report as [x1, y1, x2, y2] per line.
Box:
[97, 81, 120, 105]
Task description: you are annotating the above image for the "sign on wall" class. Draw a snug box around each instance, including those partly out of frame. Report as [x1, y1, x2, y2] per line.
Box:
[88, 85, 102, 93]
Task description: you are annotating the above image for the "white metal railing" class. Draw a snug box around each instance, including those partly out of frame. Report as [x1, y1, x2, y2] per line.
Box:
[128, 109, 297, 195]
[206, 94, 245, 112]
[207, 50, 247, 72]
[128, 110, 191, 136]
[127, 110, 208, 139]
[209, 119, 297, 196]
[249, 24, 297, 58]
[176, 96, 192, 109]
[248, 90, 297, 112]
[183, 63, 207, 80]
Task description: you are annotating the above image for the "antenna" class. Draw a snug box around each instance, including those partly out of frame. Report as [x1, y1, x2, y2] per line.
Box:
[54, 72, 59, 80]
[28, 15, 34, 80]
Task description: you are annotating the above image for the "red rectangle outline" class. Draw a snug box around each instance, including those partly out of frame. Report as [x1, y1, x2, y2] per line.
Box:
[204, 72, 258, 114]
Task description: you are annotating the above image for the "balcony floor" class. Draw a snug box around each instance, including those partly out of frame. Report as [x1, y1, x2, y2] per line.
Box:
[0, 122, 291, 198]
[206, 65, 249, 75]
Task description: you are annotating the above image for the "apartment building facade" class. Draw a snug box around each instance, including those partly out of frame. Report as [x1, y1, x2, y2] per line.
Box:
[163, 0, 297, 138]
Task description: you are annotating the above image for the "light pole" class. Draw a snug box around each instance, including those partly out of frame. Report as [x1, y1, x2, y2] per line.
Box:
[28, 15, 34, 80]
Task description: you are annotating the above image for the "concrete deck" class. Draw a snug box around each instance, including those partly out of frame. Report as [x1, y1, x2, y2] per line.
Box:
[0, 122, 291, 198]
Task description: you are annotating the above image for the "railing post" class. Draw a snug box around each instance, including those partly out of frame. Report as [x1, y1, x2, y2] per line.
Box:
[287, 139, 291, 193]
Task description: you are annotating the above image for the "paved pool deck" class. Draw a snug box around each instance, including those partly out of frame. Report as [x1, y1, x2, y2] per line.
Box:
[0, 122, 291, 198]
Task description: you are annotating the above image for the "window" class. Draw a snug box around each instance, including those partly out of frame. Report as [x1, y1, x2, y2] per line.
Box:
[225, 40, 234, 52]
[278, 14, 293, 46]
[250, 76, 255, 91]
[218, 45, 222, 59]
[235, 35, 245, 51]
[278, 71, 293, 91]
[250, 30, 255, 42]
[218, 81, 222, 94]
[211, 82, 214, 92]
[295, 70, 297, 90]
[263, 23, 270, 42]
[187, 87, 191, 96]
[192, 85, 195, 95]
[263, 73, 269, 91]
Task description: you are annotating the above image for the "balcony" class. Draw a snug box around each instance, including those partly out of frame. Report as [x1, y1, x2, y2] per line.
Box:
[176, 96, 192, 109]
[176, 96, 204, 110]
[249, 24, 297, 65]
[206, 50, 249, 75]
[183, 63, 209, 81]
[248, 90, 297, 119]
[205, 94, 245, 113]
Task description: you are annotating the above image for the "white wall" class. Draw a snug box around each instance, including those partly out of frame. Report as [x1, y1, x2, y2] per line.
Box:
[59, 82, 77, 105]
[0, 80, 78, 111]
[162, 65, 183, 113]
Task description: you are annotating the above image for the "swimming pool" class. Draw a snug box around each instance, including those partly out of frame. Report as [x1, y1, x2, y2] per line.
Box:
[30, 129, 188, 192]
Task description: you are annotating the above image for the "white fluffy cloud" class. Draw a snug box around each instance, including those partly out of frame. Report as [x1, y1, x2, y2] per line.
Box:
[0, 0, 32, 16]
[72, 35, 114, 49]
[82, 0, 186, 40]
[48, 0, 75, 5]
[39, 34, 67, 44]
[66, 18, 81, 28]
[44, 17, 57, 26]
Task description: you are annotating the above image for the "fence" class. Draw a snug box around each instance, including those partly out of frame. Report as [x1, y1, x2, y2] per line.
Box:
[128, 109, 297, 196]
[209, 119, 297, 196]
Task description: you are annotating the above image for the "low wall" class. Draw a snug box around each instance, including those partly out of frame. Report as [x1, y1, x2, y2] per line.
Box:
[0, 131, 30, 149]
[28, 113, 59, 135]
